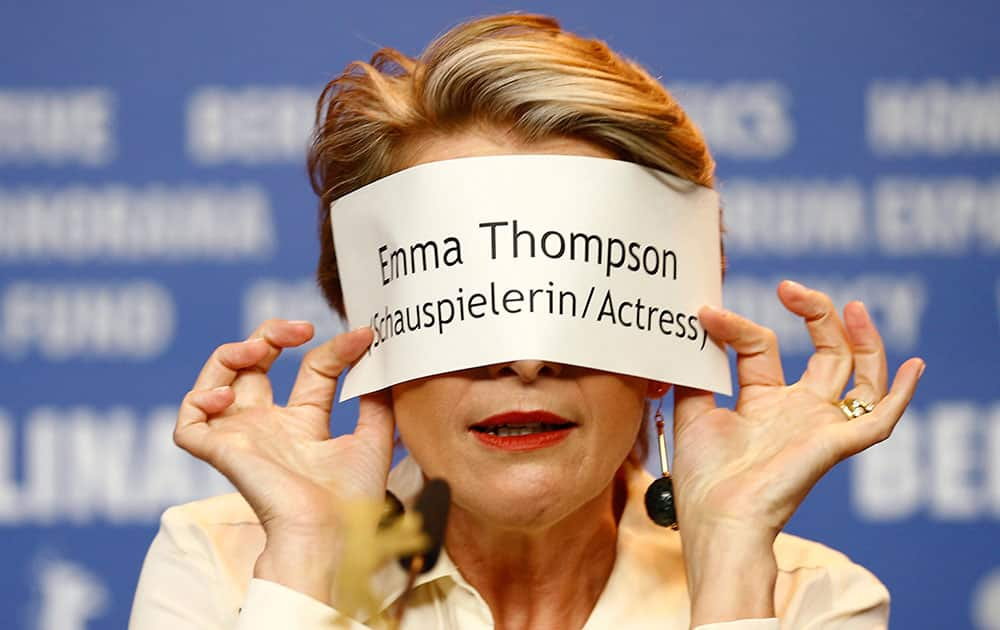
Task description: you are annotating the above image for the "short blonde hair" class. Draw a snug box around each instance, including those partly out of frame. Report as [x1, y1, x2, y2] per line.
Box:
[308, 13, 720, 464]
[309, 12, 718, 317]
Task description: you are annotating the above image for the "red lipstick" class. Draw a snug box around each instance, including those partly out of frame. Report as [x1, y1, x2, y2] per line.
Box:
[469, 410, 576, 452]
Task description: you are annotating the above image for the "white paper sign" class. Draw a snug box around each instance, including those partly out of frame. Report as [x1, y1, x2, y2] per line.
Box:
[331, 155, 731, 400]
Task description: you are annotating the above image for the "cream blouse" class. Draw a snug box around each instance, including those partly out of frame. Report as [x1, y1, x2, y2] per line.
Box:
[128, 457, 890, 629]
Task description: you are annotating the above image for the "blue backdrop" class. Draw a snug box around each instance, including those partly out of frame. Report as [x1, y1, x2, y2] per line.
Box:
[2, 1, 998, 628]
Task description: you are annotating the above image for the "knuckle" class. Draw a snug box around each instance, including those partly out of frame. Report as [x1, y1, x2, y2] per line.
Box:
[814, 290, 835, 309]
[824, 339, 853, 359]
[873, 423, 894, 443]
[805, 294, 836, 322]
[256, 318, 283, 335]
[744, 326, 776, 354]
[302, 344, 323, 362]
[301, 345, 323, 369]
[206, 345, 225, 365]
[212, 342, 239, 362]
[745, 341, 766, 357]
[180, 390, 197, 408]
[302, 345, 340, 379]
[761, 327, 778, 347]
[854, 343, 879, 357]
[813, 305, 834, 324]
[172, 426, 188, 449]
[221, 340, 243, 352]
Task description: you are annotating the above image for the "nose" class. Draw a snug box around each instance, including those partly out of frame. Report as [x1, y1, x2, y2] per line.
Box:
[487, 359, 563, 383]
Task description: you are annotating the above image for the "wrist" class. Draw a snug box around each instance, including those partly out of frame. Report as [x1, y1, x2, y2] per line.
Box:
[681, 526, 778, 625]
[254, 533, 342, 606]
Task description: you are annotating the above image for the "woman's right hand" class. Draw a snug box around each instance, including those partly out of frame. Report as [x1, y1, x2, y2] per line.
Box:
[172, 320, 393, 603]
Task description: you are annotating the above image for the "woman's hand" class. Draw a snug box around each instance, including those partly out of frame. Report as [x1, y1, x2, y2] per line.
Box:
[172, 320, 392, 604]
[672, 280, 924, 624]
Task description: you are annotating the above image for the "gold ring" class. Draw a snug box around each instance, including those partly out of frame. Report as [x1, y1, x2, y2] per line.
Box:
[838, 398, 875, 420]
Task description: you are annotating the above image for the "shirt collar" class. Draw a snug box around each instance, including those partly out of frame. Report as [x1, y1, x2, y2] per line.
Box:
[364, 457, 467, 617]
[366, 455, 684, 621]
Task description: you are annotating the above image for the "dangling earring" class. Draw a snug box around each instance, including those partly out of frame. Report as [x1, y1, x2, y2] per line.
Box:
[644, 396, 679, 530]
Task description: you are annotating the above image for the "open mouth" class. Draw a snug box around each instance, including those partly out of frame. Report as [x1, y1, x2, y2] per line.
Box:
[469, 411, 577, 451]
[470, 421, 575, 436]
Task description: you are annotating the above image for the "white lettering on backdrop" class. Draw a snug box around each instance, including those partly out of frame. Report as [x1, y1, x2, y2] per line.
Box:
[0, 184, 275, 261]
[187, 86, 314, 164]
[0, 89, 114, 166]
[724, 274, 927, 354]
[851, 402, 1000, 521]
[0, 282, 175, 361]
[0, 406, 233, 525]
[868, 78, 1000, 156]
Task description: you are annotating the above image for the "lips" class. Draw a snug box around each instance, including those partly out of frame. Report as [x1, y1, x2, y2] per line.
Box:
[469, 410, 577, 452]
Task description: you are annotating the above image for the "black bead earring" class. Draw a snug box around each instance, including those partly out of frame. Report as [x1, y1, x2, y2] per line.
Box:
[644, 396, 678, 530]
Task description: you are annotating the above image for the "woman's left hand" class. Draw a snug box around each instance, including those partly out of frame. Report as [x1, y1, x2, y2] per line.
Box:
[671, 280, 924, 623]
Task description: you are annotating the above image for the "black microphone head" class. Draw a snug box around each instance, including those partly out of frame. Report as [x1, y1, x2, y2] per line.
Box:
[400, 478, 451, 573]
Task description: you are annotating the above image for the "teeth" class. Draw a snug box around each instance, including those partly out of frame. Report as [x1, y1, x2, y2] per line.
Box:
[480, 422, 564, 437]
[497, 425, 536, 437]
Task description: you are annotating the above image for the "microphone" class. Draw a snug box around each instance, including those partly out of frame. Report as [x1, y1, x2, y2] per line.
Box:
[389, 478, 452, 626]
[399, 478, 451, 573]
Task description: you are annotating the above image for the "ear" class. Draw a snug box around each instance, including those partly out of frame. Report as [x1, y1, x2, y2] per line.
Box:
[646, 380, 672, 398]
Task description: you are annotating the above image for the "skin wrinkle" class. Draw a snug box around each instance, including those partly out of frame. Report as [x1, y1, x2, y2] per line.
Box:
[299, 20, 724, 620]
[385, 129, 655, 627]
[169, 15, 921, 622]
[168, 11, 923, 614]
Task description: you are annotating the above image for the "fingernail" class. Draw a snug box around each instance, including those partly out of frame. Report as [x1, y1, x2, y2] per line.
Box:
[288, 320, 311, 326]
[213, 385, 231, 392]
[784, 279, 804, 291]
[247, 337, 268, 346]
[917, 361, 926, 379]
[853, 301, 871, 325]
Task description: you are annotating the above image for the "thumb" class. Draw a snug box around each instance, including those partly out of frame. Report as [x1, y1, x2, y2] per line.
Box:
[355, 388, 396, 459]
[673, 385, 717, 433]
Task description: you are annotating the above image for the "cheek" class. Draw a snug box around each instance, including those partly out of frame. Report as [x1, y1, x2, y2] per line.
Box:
[585, 375, 646, 421]
[583, 377, 646, 452]
[391, 378, 466, 466]
[393, 377, 447, 420]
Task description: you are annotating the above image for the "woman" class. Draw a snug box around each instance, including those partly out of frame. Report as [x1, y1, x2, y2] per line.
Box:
[129, 14, 924, 630]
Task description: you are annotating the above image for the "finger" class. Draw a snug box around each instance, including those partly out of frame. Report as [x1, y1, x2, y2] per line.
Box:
[777, 280, 852, 399]
[287, 327, 374, 420]
[174, 385, 236, 459]
[832, 358, 925, 458]
[673, 385, 717, 432]
[192, 339, 272, 391]
[356, 388, 395, 456]
[246, 319, 316, 371]
[698, 305, 785, 388]
[231, 320, 316, 406]
[842, 301, 889, 401]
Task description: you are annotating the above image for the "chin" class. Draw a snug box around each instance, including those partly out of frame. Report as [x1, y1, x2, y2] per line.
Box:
[454, 461, 605, 530]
